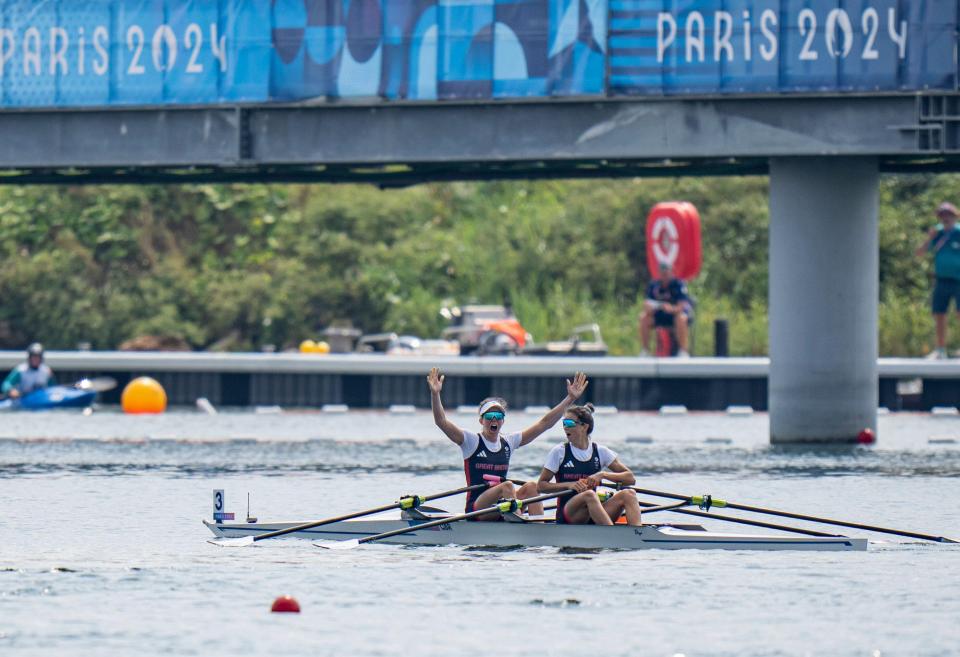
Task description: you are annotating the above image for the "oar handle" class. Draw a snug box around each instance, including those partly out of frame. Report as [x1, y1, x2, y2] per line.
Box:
[355, 490, 576, 546]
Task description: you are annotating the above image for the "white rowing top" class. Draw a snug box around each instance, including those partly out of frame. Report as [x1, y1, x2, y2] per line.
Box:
[542, 440, 617, 474]
[459, 430, 522, 460]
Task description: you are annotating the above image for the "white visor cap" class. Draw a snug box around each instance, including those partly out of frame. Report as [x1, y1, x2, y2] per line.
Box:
[478, 400, 506, 415]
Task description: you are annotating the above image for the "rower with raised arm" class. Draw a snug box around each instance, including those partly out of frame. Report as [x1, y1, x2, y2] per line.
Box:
[427, 367, 588, 521]
[537, 404, 642, 526]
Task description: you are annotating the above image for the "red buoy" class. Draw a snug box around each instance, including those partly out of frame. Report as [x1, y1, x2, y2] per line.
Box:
[857, 428, 876, 445]
[271, 595, 301, 613]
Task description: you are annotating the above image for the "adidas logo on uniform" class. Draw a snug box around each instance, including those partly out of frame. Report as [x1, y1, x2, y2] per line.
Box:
[477, 450, 488, 458]
[562, 460, 575, 468]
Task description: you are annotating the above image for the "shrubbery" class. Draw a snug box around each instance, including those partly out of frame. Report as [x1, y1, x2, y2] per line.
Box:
[0, 175, 954, 355]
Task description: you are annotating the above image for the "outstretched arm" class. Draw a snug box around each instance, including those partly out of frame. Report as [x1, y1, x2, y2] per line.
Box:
[519, 372, 588, 446]
[427, 367, 463, 445]
[1, 369, 20, 396]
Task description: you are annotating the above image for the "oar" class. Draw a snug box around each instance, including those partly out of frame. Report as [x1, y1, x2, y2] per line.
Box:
[209, 483, 489, 547]
[635, 499, 841, 537]
[315, 490, 575, 551]
[74, 376, 117, 392]
[636, 500, 692, 514]
[614, 484, 959, 543]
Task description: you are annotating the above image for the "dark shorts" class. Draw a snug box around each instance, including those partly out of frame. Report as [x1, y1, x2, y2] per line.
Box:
[654, 309, 689, 328]
[932, 278, 960, 314]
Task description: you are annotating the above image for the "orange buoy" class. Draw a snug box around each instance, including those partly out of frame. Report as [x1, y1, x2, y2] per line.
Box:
[121, 377, 167, 414]
[271, 595, 301, 613]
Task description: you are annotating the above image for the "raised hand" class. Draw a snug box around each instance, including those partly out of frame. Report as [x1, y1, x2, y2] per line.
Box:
[566, 371, 588, 399]
[426, 367, 445, 394]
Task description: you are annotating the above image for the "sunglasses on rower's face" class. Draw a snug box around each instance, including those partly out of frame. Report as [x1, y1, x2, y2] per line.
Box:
[481, 411, 505, 421]
[562, 419, 580, 428]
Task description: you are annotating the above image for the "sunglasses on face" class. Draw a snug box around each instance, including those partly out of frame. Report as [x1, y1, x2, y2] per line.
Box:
[481, 411, 505, 421]
[562, 419, 580, 428]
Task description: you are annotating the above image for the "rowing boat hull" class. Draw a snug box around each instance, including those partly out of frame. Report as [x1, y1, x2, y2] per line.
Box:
[203, 518, 867, 551]
[0, 386, 96, 411]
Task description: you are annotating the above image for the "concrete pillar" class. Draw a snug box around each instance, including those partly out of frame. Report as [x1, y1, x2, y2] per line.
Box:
[769, 157, 878, 443]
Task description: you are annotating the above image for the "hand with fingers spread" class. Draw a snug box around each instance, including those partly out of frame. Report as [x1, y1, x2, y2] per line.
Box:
[427, 367, 444, 394]
[566, 371, 588, 400]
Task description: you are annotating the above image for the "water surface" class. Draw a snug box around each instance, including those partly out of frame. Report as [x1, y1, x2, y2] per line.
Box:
[1, 410, 958, 656]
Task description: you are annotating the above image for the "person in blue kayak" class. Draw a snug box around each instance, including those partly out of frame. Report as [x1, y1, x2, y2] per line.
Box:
[2, 343, 56, 399]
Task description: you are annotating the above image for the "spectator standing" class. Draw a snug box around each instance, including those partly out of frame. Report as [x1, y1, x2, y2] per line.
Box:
[916, 202, 960, 359]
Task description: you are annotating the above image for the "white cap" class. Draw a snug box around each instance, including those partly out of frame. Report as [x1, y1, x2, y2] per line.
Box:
[478, 399, 506, 415]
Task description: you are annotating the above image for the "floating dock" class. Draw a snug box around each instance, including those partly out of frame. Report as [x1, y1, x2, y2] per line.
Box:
[0, 352, 955, 411]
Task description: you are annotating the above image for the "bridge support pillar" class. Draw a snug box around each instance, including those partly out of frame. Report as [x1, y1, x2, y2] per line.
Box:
[768, 157, 878, 443]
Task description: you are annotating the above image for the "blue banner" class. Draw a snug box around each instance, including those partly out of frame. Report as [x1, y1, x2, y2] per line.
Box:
[0, 0, 954, 108]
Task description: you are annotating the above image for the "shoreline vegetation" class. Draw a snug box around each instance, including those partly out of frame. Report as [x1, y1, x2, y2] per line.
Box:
[0, 175, 953, 356]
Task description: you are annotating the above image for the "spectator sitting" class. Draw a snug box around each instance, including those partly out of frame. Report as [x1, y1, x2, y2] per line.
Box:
[916, 202, 960, 359]
[638, 262, 692, 358]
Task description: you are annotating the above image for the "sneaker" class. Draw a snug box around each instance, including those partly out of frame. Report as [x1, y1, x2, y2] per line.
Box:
[926, 348, 947, 360]
[676, 349, 691, 359]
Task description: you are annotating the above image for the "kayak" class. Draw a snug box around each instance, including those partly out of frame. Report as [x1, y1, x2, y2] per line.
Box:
[0, 385, 96, 411]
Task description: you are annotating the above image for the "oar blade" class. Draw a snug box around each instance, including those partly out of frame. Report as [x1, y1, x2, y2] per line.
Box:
[314, 539, 361, 551]
[75, 376, 118, 393]
[208, 536, 256, 548]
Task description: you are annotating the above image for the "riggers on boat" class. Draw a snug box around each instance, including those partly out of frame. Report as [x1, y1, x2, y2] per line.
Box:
[204, 488, 868, 552]
[204, 514, 868, 551]
[206, 485, 957, 552]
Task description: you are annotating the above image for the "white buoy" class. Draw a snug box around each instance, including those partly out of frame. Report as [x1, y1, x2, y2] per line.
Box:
[456, 405, 476, 414]
[196, 397, 218, 415]
[593, 405, 618, 415]
[389, 404, 417, 414]
[321, 404, 349, 413]
[931, 406, 959, 417]
[255, 406, 283, 415]
[725, 405, 753, 416]
[659, 405, 688, 415]
[877, 407, 890, 415]
[524, 406, 550, 414]
[705, 437, 733, 445]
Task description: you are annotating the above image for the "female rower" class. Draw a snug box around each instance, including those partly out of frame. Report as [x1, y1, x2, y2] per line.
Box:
[537, 404, 641, 526]
[427, 367, 588, 521]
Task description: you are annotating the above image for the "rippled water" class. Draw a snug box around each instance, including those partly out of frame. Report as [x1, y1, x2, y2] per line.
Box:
[1, 410, 958, 656]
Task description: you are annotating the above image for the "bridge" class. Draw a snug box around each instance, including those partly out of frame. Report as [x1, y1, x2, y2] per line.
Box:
[1, 0, 959, 442]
